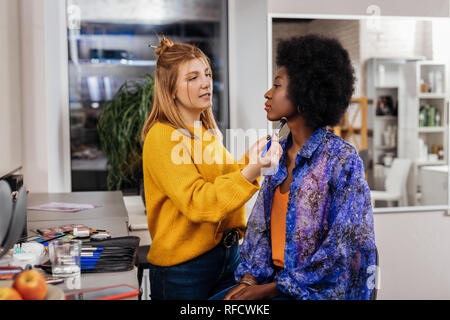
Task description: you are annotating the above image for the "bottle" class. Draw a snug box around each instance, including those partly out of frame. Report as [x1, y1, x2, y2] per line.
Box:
[438, 146, 444, 160]
[383, 126, 391, 146]
[435, 71, 443, 94]
[376, 98, 384, 116]
[428, 106, 435, 127]
[420, 79, 429, 93]
[424, 143, 429, 160]
[418, 138, 425, 160]
[419, 105, 427, 127]
[378, 64, 385, 86]
[390, 126, 397, 147]
[435, 110, 441, 127]
[428, 71, 435, 92]
[432, 145, 439, 155]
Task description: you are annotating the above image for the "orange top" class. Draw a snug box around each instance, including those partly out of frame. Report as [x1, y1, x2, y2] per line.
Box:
[271, 186, 289, 268]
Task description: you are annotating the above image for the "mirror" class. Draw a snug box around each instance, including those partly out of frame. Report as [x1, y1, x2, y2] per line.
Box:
[270, 16, 450, 210]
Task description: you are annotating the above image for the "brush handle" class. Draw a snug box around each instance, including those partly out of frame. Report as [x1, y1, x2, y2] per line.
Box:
[261, 140, 272, 158]
[261, 118, 286, 157]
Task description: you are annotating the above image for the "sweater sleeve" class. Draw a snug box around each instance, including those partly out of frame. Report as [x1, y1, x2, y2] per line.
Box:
[144, 125, 260, 224]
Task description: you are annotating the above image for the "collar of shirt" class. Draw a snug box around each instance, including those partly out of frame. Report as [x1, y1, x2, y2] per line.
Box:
[272, 126, 327, 187]
[280, 126, 327, 161]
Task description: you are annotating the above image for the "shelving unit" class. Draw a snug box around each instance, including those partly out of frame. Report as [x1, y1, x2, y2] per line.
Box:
[331, 97, 368, 152]
[366, 58, 449, 206]
[399, 61, 448, 205]
[366, 58, 405, 190]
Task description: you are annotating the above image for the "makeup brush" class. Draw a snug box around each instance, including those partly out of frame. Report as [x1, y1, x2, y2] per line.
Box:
[261, 117, 287, 157]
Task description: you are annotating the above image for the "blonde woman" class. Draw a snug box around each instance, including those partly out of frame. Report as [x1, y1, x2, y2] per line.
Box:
[141, 38, 282, 300]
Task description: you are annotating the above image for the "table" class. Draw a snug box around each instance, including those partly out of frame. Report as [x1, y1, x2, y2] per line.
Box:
[420, 165, 448, 205]
[27, 191, 129, 222]
[26, 191, 139, 299]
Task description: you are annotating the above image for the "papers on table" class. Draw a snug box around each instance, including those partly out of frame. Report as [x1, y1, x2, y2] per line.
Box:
[27, 202, 102, 213]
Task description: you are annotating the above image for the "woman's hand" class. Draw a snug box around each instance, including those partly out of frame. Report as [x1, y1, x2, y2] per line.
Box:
[224, 282, 281, 300]
[241, 135, 283, 183]
[223, 283, 249, 300]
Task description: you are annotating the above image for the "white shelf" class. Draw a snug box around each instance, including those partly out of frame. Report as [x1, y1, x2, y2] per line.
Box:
[418, 126, 445, 133]
[416, 160, 446, 166]
[375, 86, 398, 89]
[419, 93, 446, 99]
[375, 115, 397, 121]
[70, 59, 157, 67]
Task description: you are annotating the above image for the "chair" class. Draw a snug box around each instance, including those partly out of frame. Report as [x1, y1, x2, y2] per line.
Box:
[370, 158, 412, 208]
[123, 195, 152, 299]
[135, 245, 151, 300]
[371, 246, 379, 300]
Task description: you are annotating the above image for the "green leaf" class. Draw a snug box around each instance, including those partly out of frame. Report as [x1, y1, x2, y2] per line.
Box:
[97, 74, 154, 190]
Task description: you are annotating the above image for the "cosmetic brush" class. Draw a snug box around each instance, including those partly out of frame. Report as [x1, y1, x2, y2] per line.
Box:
[261, 117, 287, 157]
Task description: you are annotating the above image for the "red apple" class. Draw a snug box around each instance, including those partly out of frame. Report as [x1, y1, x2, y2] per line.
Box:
[13, 270, 48, 300]
[0, 287, 23, 300]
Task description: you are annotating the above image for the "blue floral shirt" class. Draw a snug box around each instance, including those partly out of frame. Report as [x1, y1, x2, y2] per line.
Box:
[235, 127, 377, 300]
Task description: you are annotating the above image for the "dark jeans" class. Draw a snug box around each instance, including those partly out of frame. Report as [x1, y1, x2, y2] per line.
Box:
[149, 242, 240, 300]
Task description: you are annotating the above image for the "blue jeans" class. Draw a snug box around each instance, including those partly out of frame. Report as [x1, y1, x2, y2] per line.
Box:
[149, 243, 240, 300]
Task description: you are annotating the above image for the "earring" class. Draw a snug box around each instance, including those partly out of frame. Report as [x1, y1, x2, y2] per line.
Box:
[297, 105, 302, 113]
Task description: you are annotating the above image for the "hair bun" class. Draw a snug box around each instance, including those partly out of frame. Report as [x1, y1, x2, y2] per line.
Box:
[155, 37, 174, 56]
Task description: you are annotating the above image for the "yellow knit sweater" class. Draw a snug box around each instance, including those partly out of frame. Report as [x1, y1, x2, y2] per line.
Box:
[142, 122, 260, 266]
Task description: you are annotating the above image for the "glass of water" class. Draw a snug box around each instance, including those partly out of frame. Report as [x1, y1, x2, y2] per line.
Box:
[48, 239, 82, 278]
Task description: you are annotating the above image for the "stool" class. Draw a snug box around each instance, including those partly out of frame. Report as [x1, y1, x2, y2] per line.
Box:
[135, 245, 151, 300]
[371, 246, 379, 300]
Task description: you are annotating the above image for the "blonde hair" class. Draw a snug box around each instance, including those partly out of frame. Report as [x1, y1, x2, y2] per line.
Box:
[141, 37, 220, 141]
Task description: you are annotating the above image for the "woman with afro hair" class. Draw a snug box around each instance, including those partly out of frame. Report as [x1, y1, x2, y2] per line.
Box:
[210, 35, 376, 300]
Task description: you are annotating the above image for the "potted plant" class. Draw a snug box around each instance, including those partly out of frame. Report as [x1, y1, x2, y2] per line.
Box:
[97, 74, 154, 192]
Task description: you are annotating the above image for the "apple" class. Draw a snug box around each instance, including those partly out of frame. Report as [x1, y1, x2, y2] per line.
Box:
[13, 269, 48, 300]
[0, 287, 23, 300]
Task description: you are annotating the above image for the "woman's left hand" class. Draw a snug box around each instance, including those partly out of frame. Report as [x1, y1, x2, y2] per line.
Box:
[226, 283, 281, 300]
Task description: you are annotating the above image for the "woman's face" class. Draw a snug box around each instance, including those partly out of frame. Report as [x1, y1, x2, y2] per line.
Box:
[175, 58, 213, 112]
[264, 67, 297, 121]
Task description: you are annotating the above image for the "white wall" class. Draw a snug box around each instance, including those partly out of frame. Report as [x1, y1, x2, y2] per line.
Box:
[44, 0, 71, 193]
[0, 0, 22, 178]
[268, 0, 450, 18]
[19, 0, 71, 192]
[228, 0, 270, 215]
[359, 19, 433, 63]
[374, 211, 450, 299]
[228, 0, 269, 133]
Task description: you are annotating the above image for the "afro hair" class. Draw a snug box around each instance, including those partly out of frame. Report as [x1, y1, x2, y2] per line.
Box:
[276, 34, 355, 130]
